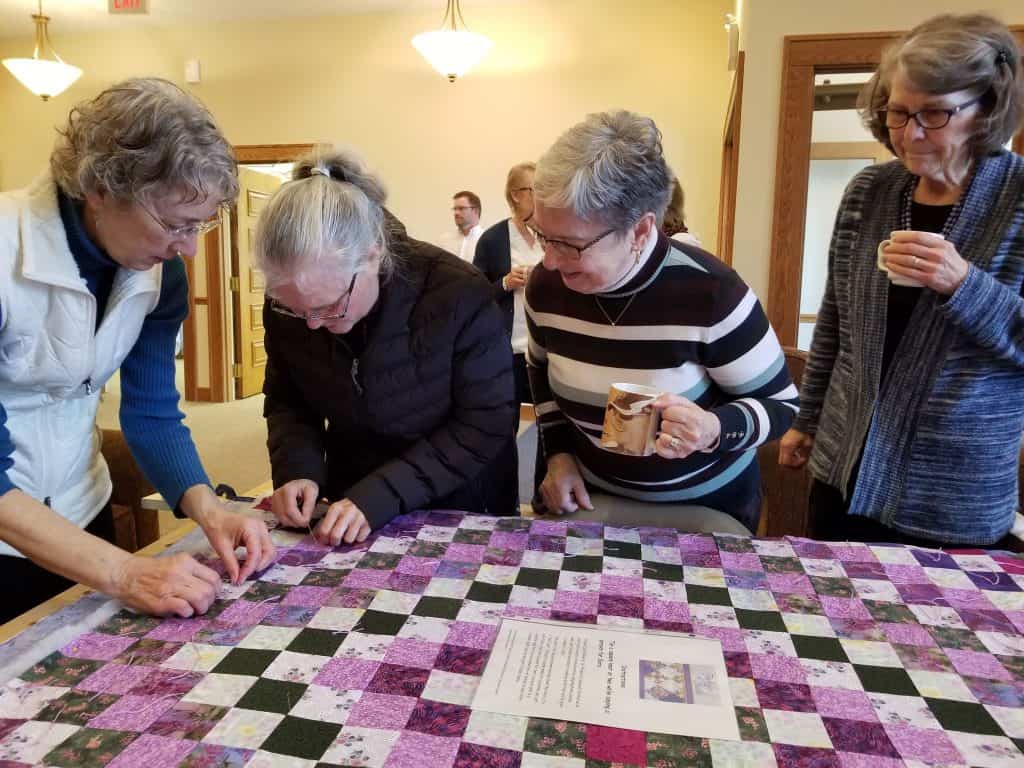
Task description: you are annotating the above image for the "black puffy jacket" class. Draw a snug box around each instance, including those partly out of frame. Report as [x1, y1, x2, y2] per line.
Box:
[263, 220, 517, 529]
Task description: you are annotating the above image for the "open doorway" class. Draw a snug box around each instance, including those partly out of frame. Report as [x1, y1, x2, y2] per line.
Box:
[182, 144, 312, 402]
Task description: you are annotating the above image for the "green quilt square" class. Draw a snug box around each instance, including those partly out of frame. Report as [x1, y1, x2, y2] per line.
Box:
[854, 664, 918, 696]
[213, 648, 279, 676]
[792, 635, 849, 663]
[408, 540, 448, 558]
[94, 613, 160, 638]
[516, 568, 561, 590]
[863, 600, 917, 624]
[646, 733, 711, 767]
[413, 596, 464, 619]
[453, 528, 492, 545]
[642, 562, 684, 582]
[686, 585, 732, 606]
[735, 707, 770, 742]
[735, 609, 787, 632]
[38, 690, 119, 725]
[808, 576, 855, 598]
[524, 717, 587, 758]
[43, 728, 137, 767]
[236, 677, 308, 715]
[260, 715, 342, 759]
[928, 626, 988, 653]
[287, 628, 346, 656]
[466, 582, 514, 604]
[561, 555, 603, 573]
[358, 552, 401, 570]
[20, 653, 103, 687]
[925, 698, 1004, 736]
[353, 610, 408, 635]
[604, 540, 642, 559]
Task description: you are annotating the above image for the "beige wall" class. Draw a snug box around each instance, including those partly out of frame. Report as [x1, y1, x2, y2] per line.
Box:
[0, 0, 732, 249]
[734, 0, 1024, 302]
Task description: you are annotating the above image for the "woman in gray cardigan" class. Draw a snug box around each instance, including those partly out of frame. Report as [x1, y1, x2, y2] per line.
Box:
[780, 13, 1024, 547]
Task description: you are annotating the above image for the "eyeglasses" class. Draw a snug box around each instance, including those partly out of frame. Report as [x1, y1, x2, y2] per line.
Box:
[879, 96, 982, 130]
[452, 205, 478, 212]
[529, 226, 617, 261]
[512, 186, 533, 194]
[138, 201, 221, 240]
[270, 273, 358, 322]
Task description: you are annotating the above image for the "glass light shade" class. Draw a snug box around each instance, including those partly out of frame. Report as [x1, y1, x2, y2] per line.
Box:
[412, 29, 492, 82]
[3, 56, 81, 100]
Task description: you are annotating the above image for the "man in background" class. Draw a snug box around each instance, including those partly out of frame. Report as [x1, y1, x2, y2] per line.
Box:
[442, 190, 483, 262]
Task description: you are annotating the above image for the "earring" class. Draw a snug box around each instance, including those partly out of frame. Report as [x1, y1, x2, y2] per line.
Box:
[632, 246, 642, 264]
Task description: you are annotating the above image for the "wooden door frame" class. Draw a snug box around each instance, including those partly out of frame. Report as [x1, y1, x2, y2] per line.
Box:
[182, 143, 313, 402]
[766, 28, 1024, 346]
[717, 51, 744, 265]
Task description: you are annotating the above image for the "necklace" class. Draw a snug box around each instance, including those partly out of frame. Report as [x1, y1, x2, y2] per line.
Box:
[594, 293, 638, 326]
[900, 173, 970, 237]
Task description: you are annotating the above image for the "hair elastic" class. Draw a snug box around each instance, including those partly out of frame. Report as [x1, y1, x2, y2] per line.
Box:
[309, 166, 331, 178]
[996, 48, 1011, 67]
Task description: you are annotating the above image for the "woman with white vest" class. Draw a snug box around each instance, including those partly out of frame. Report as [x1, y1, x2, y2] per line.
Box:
[0, 78, 275, 623]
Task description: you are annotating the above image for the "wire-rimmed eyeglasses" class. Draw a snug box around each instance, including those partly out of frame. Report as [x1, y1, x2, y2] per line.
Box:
[138, 201, 221, 240]
[529, 226, 617, 261]
[270, 274, 358, 322]
[878, 96, 982, 130]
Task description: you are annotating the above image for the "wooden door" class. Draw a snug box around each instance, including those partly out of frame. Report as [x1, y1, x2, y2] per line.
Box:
[232, 166, 281, 398]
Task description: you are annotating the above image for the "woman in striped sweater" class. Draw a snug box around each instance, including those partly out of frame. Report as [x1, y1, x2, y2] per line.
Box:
[780, 14, 1024, 547]
[525, 110, 799, 532]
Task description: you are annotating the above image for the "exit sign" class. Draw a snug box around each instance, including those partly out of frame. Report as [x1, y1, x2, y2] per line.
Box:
[109, 0, 148, 13]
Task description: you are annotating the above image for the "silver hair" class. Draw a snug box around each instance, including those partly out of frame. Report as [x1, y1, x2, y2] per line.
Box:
[50, 77, 238, 205]
[859, 13, 1024, 157]
[255, 145, 394, 290]
[534, 110, 671, 232]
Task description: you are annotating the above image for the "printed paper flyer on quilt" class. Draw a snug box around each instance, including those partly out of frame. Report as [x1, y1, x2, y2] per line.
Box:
[473, 617, 740, 740]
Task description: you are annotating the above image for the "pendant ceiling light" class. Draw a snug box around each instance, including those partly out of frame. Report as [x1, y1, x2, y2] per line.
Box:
[2, 0, 82, 101]
[412, 0, 492, 83]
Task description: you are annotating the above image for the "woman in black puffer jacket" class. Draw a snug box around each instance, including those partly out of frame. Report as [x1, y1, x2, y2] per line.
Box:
[256, 146, 517, 546]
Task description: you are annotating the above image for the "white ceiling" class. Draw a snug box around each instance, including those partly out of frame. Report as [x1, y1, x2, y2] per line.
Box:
[0, 0, 512, 39]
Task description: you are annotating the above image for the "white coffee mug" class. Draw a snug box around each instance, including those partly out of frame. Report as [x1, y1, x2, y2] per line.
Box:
[877, 231, 943, 288]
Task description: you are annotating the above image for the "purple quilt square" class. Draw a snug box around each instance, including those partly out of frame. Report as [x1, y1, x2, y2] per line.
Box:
[823, 718, 899, 758]
[115, 640, 181, 667]
[893, 644, 954, 673]
[842, 561, 887, 580]
[681, 552, 722, 568]
[945, 649, 1013, 681]
[0, 719, 23, 742]
[960, 609, 1017, 634]
[314, 657, 381, 690]
[396, 555, 441, 578]
[585, 724, 646, 765]
[446, 621, 498, 650]
[482, 547, 523, 566]
[724, 652, 752, 678]
[214, 600, 274, 628]
[720, 552, 764, 571]
[749, 654, 808, 684]
[911, 550, 958, 569]
[551, 590, 599, 615]
[62, 633, 138, 661]
[389, 574, 434, 596]
[550, 611, 597, 624]
[639, 528, 677, 547]
[444, 543, 486, 563]
[366, 663, 430, 697]
[767, 572, 815, 595]
[262, 605, 317, 627]
[527, 534, 564, 553]
[347, 692, 417, 729]
[178, 744, 253, 767]
[693, 625, 746, 652]
[282, 586, 334, 608]
[384, 638, 442, 670]
[993, 554, 1024, 575]
[597, 594, 643, 619]
[644, 619, 693, 633]
[128, 669, 202, 697]
[882, 564, 928, 584]
[79, 663, 151, 695]
[836, 753, 905, 768]
[754, 680, 816, 712]
[678, 534, 717, 552]
[773, 744, 842, 767]
[821, 597, 872, 621]
[830, 545, 878, 563]
[829, 619, 886, 642]
[88, 694, 178, 732]
[941, 588, 995, 610]
[726, 570, 769, 590]
[879, 622, 935, 647]
[600, 575, 644, 596]
[811, 687, 878, 722]
[883, 724, 962, 763]
[643, 598, 689, 623]
[193, 625, 251, 646]
[146, 702, 225, 740]
[489, 532, 527, 550]
[276, 547, 328, 566]
[452, 741, 520, 768]
[791, 540, 836, 559]
[531, 520, 568, 537]
[965, 678, 1024, 707]
[384, 731, 460, 768]
[435, 644, 489, 676]
[105, 733, 195, 768]
[405, 699, 471, 738]
[424, 511, 462, 527]
[328, 587, 379, 609]
[896, 583, 945, 605]
[567, 520, 603, 539]
[1008, 610, 1024, 634]
[344, 569, 392, 589]
[143, 619, 207, 644]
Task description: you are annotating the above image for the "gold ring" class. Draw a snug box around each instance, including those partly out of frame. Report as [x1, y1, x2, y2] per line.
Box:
[669, 436, 682, 450]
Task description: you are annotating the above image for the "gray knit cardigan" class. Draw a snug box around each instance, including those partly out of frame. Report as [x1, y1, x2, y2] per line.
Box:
[794, 150, 1024, 545]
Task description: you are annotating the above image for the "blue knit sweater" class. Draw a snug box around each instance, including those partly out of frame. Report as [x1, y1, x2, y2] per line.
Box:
[0, 191, 210, 510]
[794, 150, 1024, 545]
